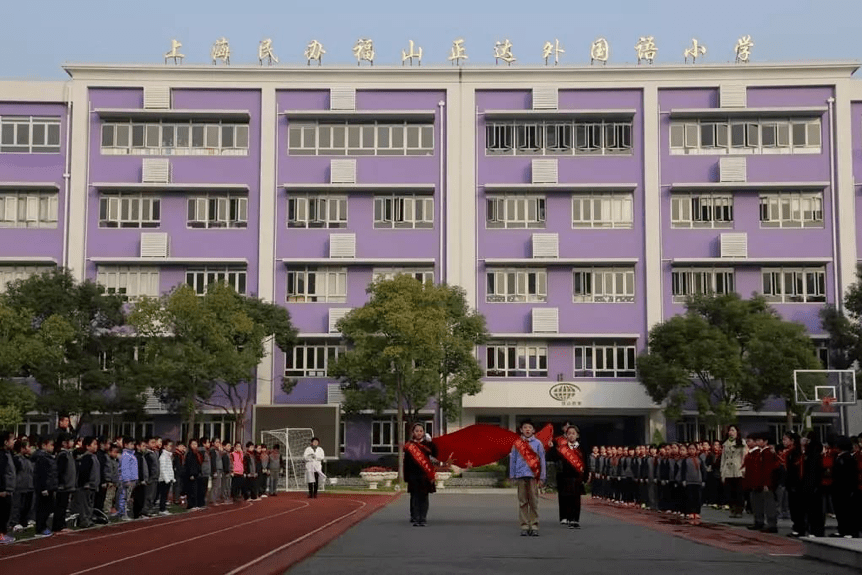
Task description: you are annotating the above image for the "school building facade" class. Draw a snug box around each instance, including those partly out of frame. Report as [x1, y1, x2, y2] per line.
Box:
[2, 59, 861, 458]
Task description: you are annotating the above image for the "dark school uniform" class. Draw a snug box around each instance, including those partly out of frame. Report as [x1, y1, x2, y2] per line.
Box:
[548, 441, 586, 525]
[32, 449, 57, 533]
[404, 439, 438, 525]
[53, 448, 77, 532]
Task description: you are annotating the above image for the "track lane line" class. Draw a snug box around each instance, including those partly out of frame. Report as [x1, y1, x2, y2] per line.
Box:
[66, 500, 311, 575]
[222, 498, 369, 575]
[0, 501, 256, 561]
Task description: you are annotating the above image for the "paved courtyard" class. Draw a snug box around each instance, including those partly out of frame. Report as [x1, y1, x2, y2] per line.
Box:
[286, 493, 854, 575]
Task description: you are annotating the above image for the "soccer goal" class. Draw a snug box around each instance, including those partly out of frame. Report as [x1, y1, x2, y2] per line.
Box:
[261, 427, 319, 492]
[793, 369, 857, 434]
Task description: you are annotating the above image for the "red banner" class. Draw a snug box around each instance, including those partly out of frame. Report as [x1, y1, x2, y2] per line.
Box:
[513, 438, 542, 480]
[404, 441, 436, 483]
[554, 436, 585, 475]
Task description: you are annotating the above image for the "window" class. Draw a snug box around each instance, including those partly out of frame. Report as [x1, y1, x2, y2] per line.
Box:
[285, 341, 346, 377]
[96, 266, 160, 299]
[573, 342, 637, 378]
[486, 120, 632, 156]
[0, 192, 58, 228]
[486, 269, 547, 303]
[288, 121, 434, 156]
[187, 195, 248, 229]
[762, 267, 826, 303]
[572, 193, 633, 228]
[286, 267, 347, 302]
[572, 268, 635, 303]
[374, 195, 433, 229]
[485, 342, 548, 377]
[181, 418, 236, 443]
[99, 194, 160, 228]
[671, 194, 734, 228]
[671, 268, 735, 302]
[0, 266, 52, 294]
[14, 418, 50, 439]
[670, 118, 821, 155]
[339, 421, 346, 454]
[185, 267, 247, 295]
[759, 192, 823, 228]
[372, 268, 434, 284]
[372, 419, 397, 453]
[287, 195, 347, 228]
[100, 120, 248, 156]
[486, 195, 546, 229]
[0, 116, 61, 153]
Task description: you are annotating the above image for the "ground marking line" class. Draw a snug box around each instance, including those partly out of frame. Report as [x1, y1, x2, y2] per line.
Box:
[222, 497, 370, 575]
[0, 500, 254, 562]
[66, 500, 311, 575]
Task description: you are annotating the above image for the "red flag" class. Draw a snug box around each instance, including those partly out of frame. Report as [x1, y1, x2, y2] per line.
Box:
[433, 424, 519, 468]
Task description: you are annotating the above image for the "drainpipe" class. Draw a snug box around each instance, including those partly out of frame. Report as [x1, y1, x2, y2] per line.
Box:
[62, 83, 73, 269]
[438, 100, 446, 283]
[827, 97, 840, 312]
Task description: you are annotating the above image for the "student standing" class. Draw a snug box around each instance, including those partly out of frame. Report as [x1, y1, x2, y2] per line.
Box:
[801, 432, 825, 537]
[74, 437, 100, 528]
[547, 425, 585, 529]
[10, 439, 33, 533]
[184, 439, 202, 510]
[209, 439, 222, 505]
[680, 443, 706, 524]
[404, 423, 437, 526]
[831, 436, 858, 538]
[143, 437, 160, 516]
[303, 438, 325, 499]
[721, 425, 747, 518]
[118, 437, 138, 520]
[158, 439, 175, 515]
[53, 433, 77, 532]
[93, 438, 109, 522]
[221, 441, 232, 503]
[267, 445, 281, 496]
[747, 432, 779, 533]
[230, 442, 244, 501]
[131, 439, 148, 518]
[0, 431, 16, 544]
[242, 442, 258, 500]
[32, 437, 57, 536]
[509, 420, 546, 537]
[103, 444, 120, 516]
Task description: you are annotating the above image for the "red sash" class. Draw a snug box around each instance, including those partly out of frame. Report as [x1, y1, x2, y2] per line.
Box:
[554, 437, 585, 475]
[405, 441, 436, 483]
[513, 437, 542, 480]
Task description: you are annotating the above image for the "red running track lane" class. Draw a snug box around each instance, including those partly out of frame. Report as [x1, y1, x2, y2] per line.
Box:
[576, 497, 805, 556]
[0, 493, 396, 575]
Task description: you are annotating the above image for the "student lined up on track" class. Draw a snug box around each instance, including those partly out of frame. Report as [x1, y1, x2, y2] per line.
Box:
[587, 428, 862, 538]
[0, 431, 284, 544]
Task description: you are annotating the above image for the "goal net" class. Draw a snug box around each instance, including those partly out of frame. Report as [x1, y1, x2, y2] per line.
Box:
[261, 428, 317, 492]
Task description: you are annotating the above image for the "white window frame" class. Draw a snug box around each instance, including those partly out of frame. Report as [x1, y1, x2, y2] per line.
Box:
[371, 418, 397, 454]
[0, 116, 61, 153]
[573, 342, 637, 378]
[761, 267, 826, 303]
[374, 195, 434, 229]
[758, 192, 824, 228]
[96, 266, 160, 300]
[572, 267, 635, 303]
[572, 193, 633, 229]
[670, 118, 821, 156]
[486, 195, 546, 229]
[0, 266, 52, 294]
[181, 417, 236, 444]
[486, 119, 632, 156]
[187, 194, 248, 229]
[285, 341, 346, 377]
[372, 267, 434, 284]
[286, 266, 347, 303]
[287, 195, 347, 228]
[99, 193, 160, 228]
[485, 342, 548, 378]
[185, 267, 247, 295]
[671, 194, 734, 228]
[288, 121, 434, 156]
[671, 268, 736, 303]
[100, 120, 249, 156]
[0, 191, 58, 228]
[486, 269, 547, 303]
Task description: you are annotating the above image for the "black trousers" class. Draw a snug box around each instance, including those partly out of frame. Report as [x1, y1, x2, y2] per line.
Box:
[685, 484, 702, 515]
[788, 488, 806, 534]
[833, 490, 857, 537]
[724, 478, 744, 514]
[244, 476, 258, 500]
[804, 490, 825, 537]
[0, 493, 11, 534]
[231, 475, 243, 500]
[307, 472, 320, 498]
[185, 478, 198, 509]
[13, 491, 33, 526]
[35, 492, 54, 532]
[93, 486, 107, 515]
[409, 491, 430, 523]
[52, 491, 72, 531]
[158, 482, 171, 512]
[558, 490, 582, 522]
[132, 484, 146, 517]
[196, 477, 208, 507]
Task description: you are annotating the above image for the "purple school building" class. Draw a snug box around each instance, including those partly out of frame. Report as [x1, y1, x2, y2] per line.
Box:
[2, 60, 861, 459]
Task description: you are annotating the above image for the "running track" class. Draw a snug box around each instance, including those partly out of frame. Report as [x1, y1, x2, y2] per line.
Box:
[0, 493, 395, 575]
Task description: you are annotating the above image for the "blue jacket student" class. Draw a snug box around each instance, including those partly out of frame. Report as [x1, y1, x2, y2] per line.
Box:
[120, 448, 138, 483]
[509, 435, 547, 482]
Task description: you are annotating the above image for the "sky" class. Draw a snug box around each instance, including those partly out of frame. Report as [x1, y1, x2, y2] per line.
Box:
[1, 0, 862, 79]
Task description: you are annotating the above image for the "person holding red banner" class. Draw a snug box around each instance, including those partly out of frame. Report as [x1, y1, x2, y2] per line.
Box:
[509, 420, 546, 537]
[404, 422, 438, 527]
[547, 425, 586, 529]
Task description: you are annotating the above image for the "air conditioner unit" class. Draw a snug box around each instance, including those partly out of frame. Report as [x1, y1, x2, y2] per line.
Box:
[330, 87, 356, 111]
[719, 84, 747, 108]
[532, 159, 558, 184]
[328, 308, 351, 333]
[330, 159, 357, 184]
[143, 86, 171, 110]
[327, 383, 346, 404]
[532, 233, 559, 258]
[720, 233, 747, 258]
[532, 308, 559, 334]
[532, 87, 558, 110]
[719, 157, 746, 183]
[140, 233, 169, 258]
[142, 159, 171, 184]
[330, 234, 356, 258]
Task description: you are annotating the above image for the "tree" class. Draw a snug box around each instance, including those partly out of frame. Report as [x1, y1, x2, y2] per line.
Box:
[130, 282, 296, 442]
[820, 264, 862, 371]
[329, 275, 488, 479]
[638, 293, 821, 431]
[0, 300, 74, 427]
[1, 269, 129, 428]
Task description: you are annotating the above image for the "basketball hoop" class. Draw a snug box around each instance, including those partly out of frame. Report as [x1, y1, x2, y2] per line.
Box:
[821, 396, 837, 413]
